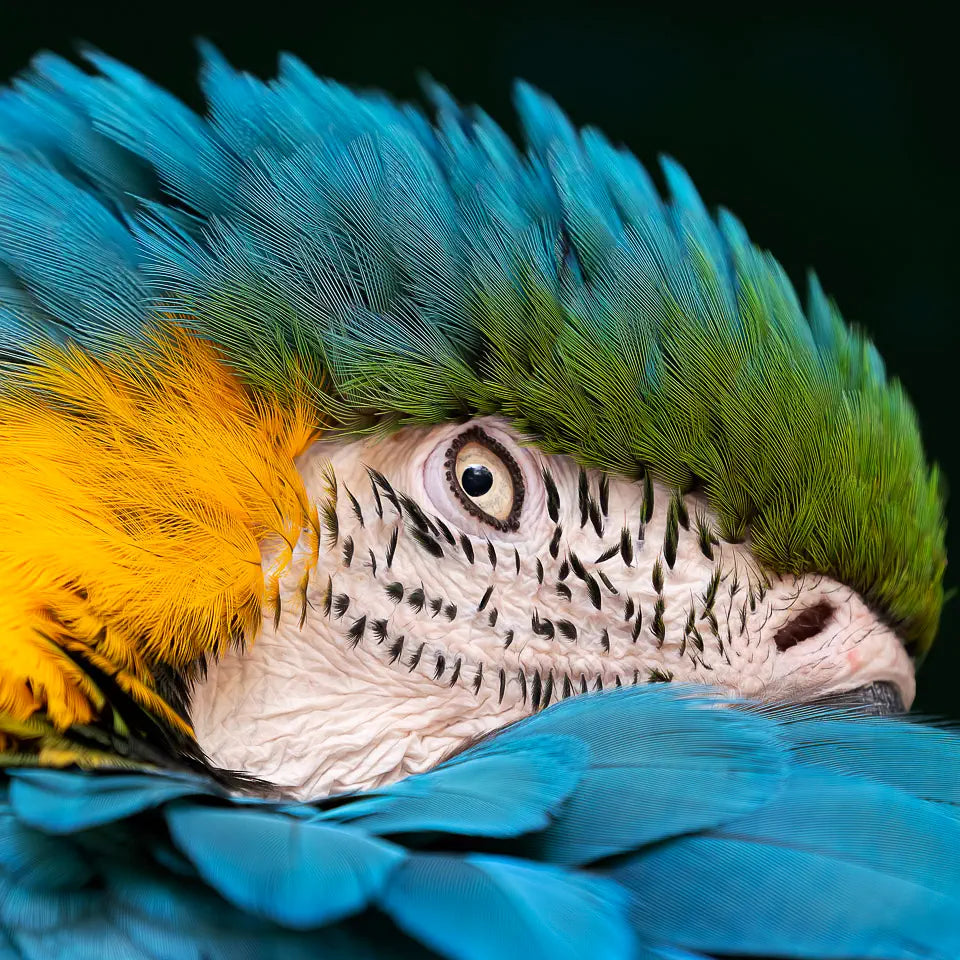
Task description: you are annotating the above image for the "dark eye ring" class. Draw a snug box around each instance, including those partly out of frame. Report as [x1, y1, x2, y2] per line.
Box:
[443, 426, 525, 532]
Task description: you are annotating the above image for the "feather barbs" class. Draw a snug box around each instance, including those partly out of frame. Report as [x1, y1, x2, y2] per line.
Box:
[0, 326, 320, 736]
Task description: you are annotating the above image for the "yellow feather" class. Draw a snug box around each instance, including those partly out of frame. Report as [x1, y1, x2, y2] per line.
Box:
[0, 327, 320, 740]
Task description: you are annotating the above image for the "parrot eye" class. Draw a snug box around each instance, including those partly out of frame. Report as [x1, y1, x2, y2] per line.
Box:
[444, 426, 524, 531]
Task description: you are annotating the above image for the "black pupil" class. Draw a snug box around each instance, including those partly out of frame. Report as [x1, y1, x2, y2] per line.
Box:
[461, 464, 493, 497]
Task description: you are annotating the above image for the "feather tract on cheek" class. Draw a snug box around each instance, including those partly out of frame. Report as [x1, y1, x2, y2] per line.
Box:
[0, 44, 955, 960]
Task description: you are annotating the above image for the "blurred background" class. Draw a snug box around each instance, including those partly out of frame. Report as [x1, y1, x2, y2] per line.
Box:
[3, 5, 956, 717]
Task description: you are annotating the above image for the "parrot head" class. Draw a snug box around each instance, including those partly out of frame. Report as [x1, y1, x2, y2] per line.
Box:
[0, 49, 946, 799]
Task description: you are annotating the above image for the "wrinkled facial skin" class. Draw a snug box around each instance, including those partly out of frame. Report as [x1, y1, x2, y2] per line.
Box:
[189, 417, 915, 799]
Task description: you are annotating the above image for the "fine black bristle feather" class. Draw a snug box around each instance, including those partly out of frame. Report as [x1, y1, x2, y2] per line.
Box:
[586, 575, 602, 610]
[478, 585, 494, 611]
[595, 543, 619, 564]
[408, 641, 425, 671]
[543, 467, 560, 523]
[531, 671, 542, 710]
[664, 498, 679, 569]
[407, 587, 426, 613]
[620, 526, 633, 566]
[642, 472, 654, 524]
[346, 615, 366, 648]
[549, 525, 562, 560]
[542, 671, 554, 708]
[598, 570, 619, 595]
[589, 498, 604, 537]
[344, 486, 364, 528]
[412, 527, 444, 559]
[322, 575, 333, 618]
[388, 635, 405, 664]
[385, 581, 404, 603]
[578, 469, 589, 527]
[385, 526, 399, 568]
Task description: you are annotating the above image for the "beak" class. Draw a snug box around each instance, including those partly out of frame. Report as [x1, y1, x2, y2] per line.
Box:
[810, 681, 906, 717]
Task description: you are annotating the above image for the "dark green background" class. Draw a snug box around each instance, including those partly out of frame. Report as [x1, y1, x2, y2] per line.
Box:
[3, 6, 956, 717]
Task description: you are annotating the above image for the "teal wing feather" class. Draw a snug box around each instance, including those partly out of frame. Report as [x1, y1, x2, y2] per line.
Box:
[4, 686, 960, 959]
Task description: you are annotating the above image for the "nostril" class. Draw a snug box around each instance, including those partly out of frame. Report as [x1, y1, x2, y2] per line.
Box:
[774, 600, 836, 652]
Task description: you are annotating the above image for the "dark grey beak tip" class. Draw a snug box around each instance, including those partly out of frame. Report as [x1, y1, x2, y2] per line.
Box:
[813, 681, 906, 717]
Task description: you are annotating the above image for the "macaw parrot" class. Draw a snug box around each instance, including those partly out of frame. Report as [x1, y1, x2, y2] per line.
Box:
[0, 44, 957, 959]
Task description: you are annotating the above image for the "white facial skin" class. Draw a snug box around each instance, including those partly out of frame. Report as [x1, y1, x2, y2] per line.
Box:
[189, 417, 916, 799]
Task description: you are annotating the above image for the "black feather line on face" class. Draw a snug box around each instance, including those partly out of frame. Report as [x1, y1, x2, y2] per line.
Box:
[408, 642, 426, 672]
[342, 536, 354, 567]
[477, 585, 494, 611]
[664, 499, 679, 569]
[542, 671, 555, 708]
[589, 499, 604, 538]
[642, 473, 654, 524]
[586, 575, 602, 611]
[434, 516, 456, 545]
[530, 671, 542, 710]
[412, 527, 444, 559]
[620, 527, 634, 566]
[386, 581, 404, 603]
[595, 543, 619, 564]
[407, 587, 426, 613]
[549, 525, 562, 559]
[543, 468, 560, 523]
[578, 469, 590, 527]
[345, 486, 364, 528]
[598, 570, 619, 596]
[346, 616, 366, 648]
[385, 527, 399, 568]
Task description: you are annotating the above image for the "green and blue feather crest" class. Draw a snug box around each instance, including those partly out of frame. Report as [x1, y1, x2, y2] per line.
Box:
[0, 45, 946, 651]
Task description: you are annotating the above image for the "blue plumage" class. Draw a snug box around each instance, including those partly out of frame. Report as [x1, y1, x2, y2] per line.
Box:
[3, 686, 960, 958]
